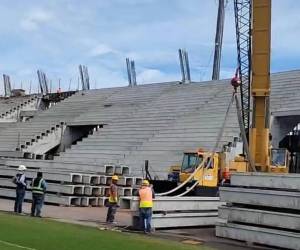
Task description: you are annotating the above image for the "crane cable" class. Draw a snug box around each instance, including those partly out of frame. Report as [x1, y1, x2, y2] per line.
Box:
[175, 91, 235, 197]
[157, 91, 235, 196]
[174, 90, 257, 197]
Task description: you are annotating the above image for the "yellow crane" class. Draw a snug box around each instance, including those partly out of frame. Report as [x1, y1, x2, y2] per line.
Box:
[170, 0, 289, 196]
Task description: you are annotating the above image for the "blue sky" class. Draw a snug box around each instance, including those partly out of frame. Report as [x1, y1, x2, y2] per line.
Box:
[0, 0, 300, 94]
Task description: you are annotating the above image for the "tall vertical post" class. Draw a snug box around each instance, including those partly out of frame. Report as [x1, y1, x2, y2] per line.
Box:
[29, 80, 32, 94]
[178, 49, 186, 83]
[3, 74, 12, 97]
[49, 80, 52, 93]
[83, 66, 90, 90]
[126, 58, 132, 87]
[184, 50, 191, 82]
[212, 0, 225, 81]
[249, 0, 271, 172]
[79, 65, 85, 90]
[37, 70, 43, 94]
[130, 60, 137, 86]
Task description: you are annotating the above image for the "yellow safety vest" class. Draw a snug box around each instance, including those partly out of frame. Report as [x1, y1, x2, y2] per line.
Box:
[139, 187, 153, 208]
[109, 184, 118, 203]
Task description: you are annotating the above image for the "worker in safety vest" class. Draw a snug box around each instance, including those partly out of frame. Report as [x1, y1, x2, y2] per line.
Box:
[31, 172, 47, 217]
[138, 180, 155, 233]
[106, 175, 119, 224]
[12, 165, 27, 214]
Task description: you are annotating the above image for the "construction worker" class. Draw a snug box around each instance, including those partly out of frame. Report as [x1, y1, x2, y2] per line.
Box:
[106, 175, 119, 224]
[138, 179, 155, 233]
[31, 172, 47, 217]
[12, 165, 27, 214]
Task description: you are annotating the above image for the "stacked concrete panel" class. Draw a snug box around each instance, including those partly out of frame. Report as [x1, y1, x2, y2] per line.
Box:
[120, 196, 224, 229]
[0, 164, 142, 206]
[216, 172, 300, 250]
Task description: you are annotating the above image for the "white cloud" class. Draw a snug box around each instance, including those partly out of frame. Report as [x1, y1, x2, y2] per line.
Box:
[20, 9, 53, 31]
[90, 43, 118, 57]
[137, 69, 178, 83]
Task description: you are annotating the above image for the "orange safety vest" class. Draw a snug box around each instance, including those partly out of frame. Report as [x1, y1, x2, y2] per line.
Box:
[139, 187, 153, 208]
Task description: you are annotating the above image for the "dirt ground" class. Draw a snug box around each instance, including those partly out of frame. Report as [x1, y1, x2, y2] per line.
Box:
[0, 198, 271, 250]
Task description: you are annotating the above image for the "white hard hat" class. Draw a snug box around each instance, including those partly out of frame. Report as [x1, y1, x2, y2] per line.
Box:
[18, 165, 27, 171]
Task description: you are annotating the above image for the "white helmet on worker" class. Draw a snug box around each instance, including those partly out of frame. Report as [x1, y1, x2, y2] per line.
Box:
[18, 165, 27, 171]
[142, 179, 150, 186]
[112, 175, 119, 181]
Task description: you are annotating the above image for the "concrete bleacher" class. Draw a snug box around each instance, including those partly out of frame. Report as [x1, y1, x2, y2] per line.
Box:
[0, 89, 120, 153]
[0, 95, 37, 119]
[1, 70, 300, 179]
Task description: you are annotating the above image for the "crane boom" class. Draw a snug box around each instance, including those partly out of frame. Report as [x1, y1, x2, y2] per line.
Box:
[249, 0, 271, 171]
[234, 0, 252, 140]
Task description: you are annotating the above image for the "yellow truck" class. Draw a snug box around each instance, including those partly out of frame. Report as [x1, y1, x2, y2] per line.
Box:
[175, 147, 289, 196]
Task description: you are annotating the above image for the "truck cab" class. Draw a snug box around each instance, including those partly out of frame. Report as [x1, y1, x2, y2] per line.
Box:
[179, 149, 219, 188]
[269, 148, 289, 173]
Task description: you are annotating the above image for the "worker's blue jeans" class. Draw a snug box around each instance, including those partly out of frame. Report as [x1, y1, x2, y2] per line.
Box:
[139, 208, 152, 233]
[106, 202, 118, 223]
[14, 188, 25, 213]
[31, 194, 44, 217]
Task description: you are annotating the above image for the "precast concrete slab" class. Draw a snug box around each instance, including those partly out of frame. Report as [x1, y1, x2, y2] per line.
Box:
[120, 196, 223, 211]
[134, 177, 143, 186]
[82, 175, 91, 184]
[216, 222, 300, 250]
[219, 187, 300, 210]
[218, 205, 300, 230]
[118, 187, 133, 196]
[117, 165, 130, 175]
[231, 172, 300, 190]
[0, 177, 83, 195]
[132, 212, 218, 229]
[90, 175, 101, 185]
[47, 184, 84, 195]
[84, 186, 93, 196]
[0, 167, 82, 183]
[81, 197, 89, 207]
[101, 186, 110, 197]
[103, 164, 115, 175]
[92, 187, 102, 196]
[100, 176, 107, 185]
[117, 176, 133, 186]
[89, 197, 98, 206]
[4, 159, 109, 174]
[0, 187, 79, 206]
[98, 197, 108, 207]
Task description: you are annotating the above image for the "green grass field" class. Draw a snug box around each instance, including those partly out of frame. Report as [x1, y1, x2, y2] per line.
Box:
[0, 212, 213, 250]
